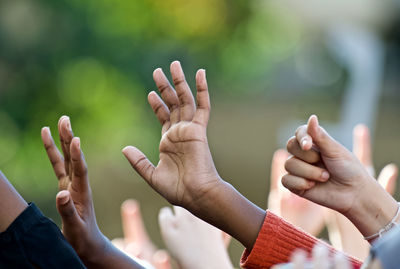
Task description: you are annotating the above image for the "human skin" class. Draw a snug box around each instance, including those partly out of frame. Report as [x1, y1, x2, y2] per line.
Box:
[0, 171, 28, 232]
[122, 61, 395, 252]
[284, 115, 398, 238]
[158, 206, 233, 269]
[41, 116, 145, 269]
[122, 61, 266, 250]
[326, 124, 398, 260]
[268, 149, 325, 236]
[112, 199, 171, 269]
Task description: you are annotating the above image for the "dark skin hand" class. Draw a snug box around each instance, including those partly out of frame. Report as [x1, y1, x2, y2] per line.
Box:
[41, 116, 144, 269]
[123, 61, 265, 250]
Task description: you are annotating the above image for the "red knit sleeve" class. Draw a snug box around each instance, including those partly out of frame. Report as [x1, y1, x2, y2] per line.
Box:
[240, 211, 362, 269]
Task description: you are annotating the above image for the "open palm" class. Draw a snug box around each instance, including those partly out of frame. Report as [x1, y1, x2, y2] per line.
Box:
[123, 61, 220, 210]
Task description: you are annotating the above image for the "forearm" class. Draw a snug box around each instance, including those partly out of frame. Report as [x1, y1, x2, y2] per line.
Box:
[82, 237, 146, 269]
[191, 180, 266, 250]
[0, 172, 28, 232]
[345, 177, 398, 240]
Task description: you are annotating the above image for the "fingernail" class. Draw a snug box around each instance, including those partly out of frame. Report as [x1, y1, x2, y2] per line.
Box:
[301, 139, 307, 148]
[58, 191, 70, 205]
[76, 137, 80, 148]
[66, 117, 71, 131]
[321, 171, 330, 180]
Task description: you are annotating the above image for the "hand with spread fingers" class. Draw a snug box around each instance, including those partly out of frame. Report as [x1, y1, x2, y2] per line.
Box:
[268, 149, 325, 236]
[42, 116, 145, 269]
[283, 115, 398, 240]
[112, 199, 172, 269]
[123, 61, 220, 211]
[326, 124, 398, 260]
[123, 61, 266, 250]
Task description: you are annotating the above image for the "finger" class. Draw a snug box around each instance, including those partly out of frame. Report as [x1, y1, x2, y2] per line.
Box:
[282, 174, 315, 196]
[56, 190, 82, 227]
[377, 163, 398, 195]
[295, 125, 313, 151]
[122, 146, 155, 185]
[170, 61, 196, 121]
[153, 68, 180, 124]
[270, 149, 290, 191]
[286, 136, 320, 164]
[58, 116, 74, 176]
[70, 137, 89, 193]
[192, 69, 211, 126]
[173, 205, 189, 218]
[148, 91, 171, 133]
[158, 207, 176, 232]
[285, 156, 330, 182]
[121, 199, 150, 245]
[41, 127, 67, 181]
[221, 232, 231, 248]
[111, 238, 125, 251]
[353, 124, 373, 173]
[307, 115, 347, 158]
[152, 250, 172, 269]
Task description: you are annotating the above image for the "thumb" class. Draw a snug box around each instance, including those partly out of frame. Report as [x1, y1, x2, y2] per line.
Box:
[56, 190, 81, 226]
[377, 164, 398, 195]
[307, 115, 347, 158]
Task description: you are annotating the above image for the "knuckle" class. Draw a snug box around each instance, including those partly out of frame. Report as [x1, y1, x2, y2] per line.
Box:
[284, 156, 295, 171]
[286, 136, 296, 151]
[158, 84, 170, 94]
[173, 77, 186, 87]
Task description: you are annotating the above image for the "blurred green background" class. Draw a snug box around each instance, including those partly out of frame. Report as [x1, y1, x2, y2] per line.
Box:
[1, 0, 400, 266]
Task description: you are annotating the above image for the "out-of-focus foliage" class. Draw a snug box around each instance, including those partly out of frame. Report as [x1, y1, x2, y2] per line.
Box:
[0, 0, 300, 198]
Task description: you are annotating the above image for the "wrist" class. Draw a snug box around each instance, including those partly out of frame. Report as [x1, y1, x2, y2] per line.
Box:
[345, 176, 398, 238]
[189, 180, 265, 250]
[78, 233, 110, 267]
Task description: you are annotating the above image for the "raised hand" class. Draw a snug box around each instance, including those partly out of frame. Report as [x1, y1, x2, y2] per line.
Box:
[123, 61, 221, 213]
[268, 149, 325, 236]
[41, 116, 104, 261]
[158, 206, 233, 269]
[112, 199, 172, 269]
[42, 116, 143, 269]
[284, 115, 398, 238]
[123, 61, 266, 250]
[326, 124, 398, 259]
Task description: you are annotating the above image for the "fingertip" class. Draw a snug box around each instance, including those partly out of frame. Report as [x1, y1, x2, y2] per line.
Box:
[196, 68, 206, 78]
[71, 136, 80, 147]
[41, 126, 50, 134]
[56, 190, 70, 205]
[321, 171, 330, 181]
[153, 250, 170, 266]
[170, 60, 181, 69]
[308, 114, 319, 126]
[122, 146, 134, 155]
[58, 115, 69, 125]
[158, 207, 174, 223]
[121, 199, 139, 215]
[273, 149, 289, 160]
[153, 68, 163, 78]
[354, 123, 369, 135]
[387, 163, 398, 174]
